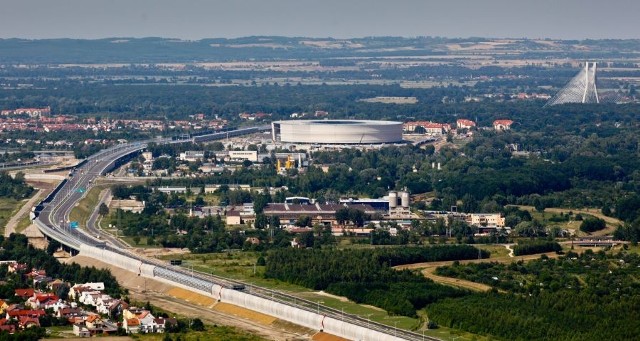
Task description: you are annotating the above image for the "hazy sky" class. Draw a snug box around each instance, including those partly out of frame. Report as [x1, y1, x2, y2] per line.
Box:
[2, 0, 639, 40]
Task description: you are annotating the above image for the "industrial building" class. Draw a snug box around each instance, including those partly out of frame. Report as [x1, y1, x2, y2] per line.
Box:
[468, 213, 506, 228]
[271, 119, 403, 144]
[387, 190, 411, 218]
[340, 190, 412, 218]
[227, 150, 258, 162]
[178, 151, 205, 162]
[263, 202, 377, 227]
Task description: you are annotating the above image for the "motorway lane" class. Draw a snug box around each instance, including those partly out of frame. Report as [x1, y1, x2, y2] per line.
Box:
[34, 130, 433, 341]
[38, 143, 148, 248]
[85, 188, 130, 249]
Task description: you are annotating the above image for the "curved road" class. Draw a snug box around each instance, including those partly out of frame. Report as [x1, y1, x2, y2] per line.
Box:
[34, 128, 435, 341]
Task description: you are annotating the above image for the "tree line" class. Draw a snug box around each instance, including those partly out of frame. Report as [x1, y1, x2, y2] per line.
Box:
[0, 234, 124, 298]
[429, 250, 640, 340]
[0, 172, 33, 200]
[264, 246, 488, 316]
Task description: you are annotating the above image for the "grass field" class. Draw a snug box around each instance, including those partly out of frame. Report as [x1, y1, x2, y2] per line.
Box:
[161, 252, 422, 327]
[513, 205, 622, 237]
[422, 324, 494, 341]
[15, 213, 33, 233]
[476, 244, 510, 258]
[68, 185, 108, 228]
[159, 252, 311, 292]
[45, 325, 76, 338]
[0, 197, 21, 234]
[294, 290, 420, 330]
[121, 235, 156, 248]
[157, 251, 491, 340]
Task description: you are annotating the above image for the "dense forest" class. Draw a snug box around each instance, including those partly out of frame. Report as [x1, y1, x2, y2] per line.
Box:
[264, 246, 488, 316]
[430, 250, 640, 340]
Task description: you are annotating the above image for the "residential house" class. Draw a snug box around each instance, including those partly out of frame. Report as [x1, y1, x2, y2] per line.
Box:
[7, 263, 28, 273]
[0, 318, 16, 334]
[85, 313, 105, 332]
[403, 121, 452, 134]
[69, 282, 104, 301]
[96, 296, 124, 316]
[26, 293, 59, 309]
[46, 279, 66, 292]
[14, 288, 35, 300]
[18, 316, 40, 329]
[151, 317, 176, 333]
[79, 291, 105, 307]
[123, 317, 140, 334]
[44, 299, 67, 313]
[493, 119, 514, 131]
[57, 307, 82, 320]
[137, 310, 156, 333]
[6, 309, 46, 320]
[456, 119, 476, 129]
[79, 282, 105, 291]
[73, 323, 91, 337]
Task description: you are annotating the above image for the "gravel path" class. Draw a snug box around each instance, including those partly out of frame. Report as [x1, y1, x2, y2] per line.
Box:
[4, 189, 44, 237]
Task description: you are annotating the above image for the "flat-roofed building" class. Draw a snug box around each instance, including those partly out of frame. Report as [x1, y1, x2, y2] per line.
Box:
[263, 203, 376, 227]
[204, 184, 251, 193]
[179, 151, 205, 162]
[228, 150, 258, 162]
[468, 213, 505, 228]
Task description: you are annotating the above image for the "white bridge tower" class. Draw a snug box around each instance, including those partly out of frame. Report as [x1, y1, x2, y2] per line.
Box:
[546, 62, 599, 106]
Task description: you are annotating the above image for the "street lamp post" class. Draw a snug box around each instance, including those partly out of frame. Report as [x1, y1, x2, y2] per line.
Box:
[317, 301, 324, 315]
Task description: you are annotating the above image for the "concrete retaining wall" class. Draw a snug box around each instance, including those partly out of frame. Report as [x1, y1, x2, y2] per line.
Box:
[78, 244, 410, 341]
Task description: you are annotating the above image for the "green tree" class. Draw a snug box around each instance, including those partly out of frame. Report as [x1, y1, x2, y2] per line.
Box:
[579, 217, 606, 233]
[98, 203, 109, 216]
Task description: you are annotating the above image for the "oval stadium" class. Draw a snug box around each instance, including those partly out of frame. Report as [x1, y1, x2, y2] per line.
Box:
[271, 120, 403, 144]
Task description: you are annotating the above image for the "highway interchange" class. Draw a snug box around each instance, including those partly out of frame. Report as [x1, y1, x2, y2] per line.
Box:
[32, 128, 438, 341]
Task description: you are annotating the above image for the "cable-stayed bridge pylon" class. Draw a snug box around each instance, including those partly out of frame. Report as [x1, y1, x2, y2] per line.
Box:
[546, 62, 599, 106]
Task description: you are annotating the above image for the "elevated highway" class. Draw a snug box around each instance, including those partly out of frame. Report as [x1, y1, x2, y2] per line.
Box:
[31, 126, 434, 341]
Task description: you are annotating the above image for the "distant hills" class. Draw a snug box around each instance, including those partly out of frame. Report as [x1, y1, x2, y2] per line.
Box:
[1, 36, 639, 64]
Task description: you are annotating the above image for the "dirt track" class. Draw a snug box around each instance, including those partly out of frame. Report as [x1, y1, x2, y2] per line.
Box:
[395, 252, 560, 293]
[514, 205, 623, 236]
[65, 255, 313, 340]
